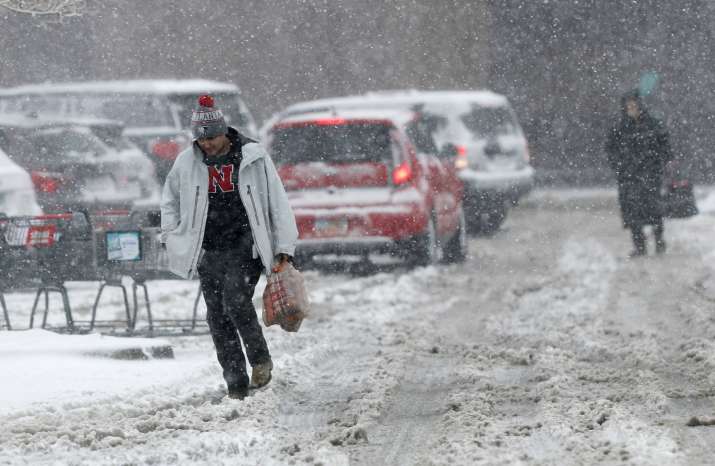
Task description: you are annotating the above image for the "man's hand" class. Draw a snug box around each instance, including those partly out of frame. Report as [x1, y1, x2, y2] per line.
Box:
[272, 253, 292, 273]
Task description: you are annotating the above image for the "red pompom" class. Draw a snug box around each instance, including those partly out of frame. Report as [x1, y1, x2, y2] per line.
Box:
[198, 95, 214, 107]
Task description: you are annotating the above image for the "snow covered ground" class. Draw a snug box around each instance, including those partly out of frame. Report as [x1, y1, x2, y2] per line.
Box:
[2, 186, 715, 465]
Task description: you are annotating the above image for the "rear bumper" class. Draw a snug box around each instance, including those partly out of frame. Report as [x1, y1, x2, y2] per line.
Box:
[459, 166, 535, 200]
[292, 201, 428, 256]
[296, 236, 399, 257]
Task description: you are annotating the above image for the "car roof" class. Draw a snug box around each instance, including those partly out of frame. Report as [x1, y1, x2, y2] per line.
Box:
[0, 79, 239, 96]
[270, 108, 417, 130]
[283, 89, 509, 116]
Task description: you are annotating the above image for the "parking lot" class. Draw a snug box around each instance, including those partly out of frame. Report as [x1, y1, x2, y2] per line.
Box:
[2, 190, 715, 464]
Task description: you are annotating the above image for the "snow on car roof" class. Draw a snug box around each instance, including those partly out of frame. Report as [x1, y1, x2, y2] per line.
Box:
[0, 79, 239, 96]
[271, 108, 417, 129]
[283, 89, 509, 116]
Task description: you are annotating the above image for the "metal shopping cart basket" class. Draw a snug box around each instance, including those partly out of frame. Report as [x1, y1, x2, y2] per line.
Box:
[93, 226, 207, 336]
[0, 212, 93, 332]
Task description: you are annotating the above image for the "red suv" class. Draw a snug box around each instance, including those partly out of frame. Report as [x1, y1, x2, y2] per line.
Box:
[266, 109, 467, 266]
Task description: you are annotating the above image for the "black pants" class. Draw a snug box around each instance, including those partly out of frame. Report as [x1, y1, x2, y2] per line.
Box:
[197, 248, 270, 390]
[630, 219, 665, 253]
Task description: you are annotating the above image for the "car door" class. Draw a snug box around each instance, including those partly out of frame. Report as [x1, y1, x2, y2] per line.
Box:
[403, 117, 459, 239]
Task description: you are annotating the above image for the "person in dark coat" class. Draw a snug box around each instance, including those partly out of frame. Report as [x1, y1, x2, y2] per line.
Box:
[606, 90, 672, 257]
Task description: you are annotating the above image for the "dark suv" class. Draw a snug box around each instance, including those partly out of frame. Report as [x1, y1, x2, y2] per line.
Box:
[0, 115, 160, 214]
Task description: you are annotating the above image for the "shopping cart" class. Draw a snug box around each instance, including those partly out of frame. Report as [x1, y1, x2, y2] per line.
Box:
[0, 212, 93, 332]
[93, 226, 206, 335]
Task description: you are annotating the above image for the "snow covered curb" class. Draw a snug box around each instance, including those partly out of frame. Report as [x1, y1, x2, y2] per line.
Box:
[0, 329, 173, 359]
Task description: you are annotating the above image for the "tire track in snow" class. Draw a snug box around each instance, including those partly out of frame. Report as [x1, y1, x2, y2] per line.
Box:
[416, 233, 684, 465]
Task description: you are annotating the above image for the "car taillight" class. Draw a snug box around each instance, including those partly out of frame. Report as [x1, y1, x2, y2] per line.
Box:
[392, 162, 413, 186]
[151, 139, 182, 161]
[31, 171, 63, 193]
[314, 118, 347, 126]
[454, 145, 468, 170]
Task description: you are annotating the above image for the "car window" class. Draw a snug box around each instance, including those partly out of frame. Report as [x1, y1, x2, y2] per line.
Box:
[405, 111, 447, 154]
[460, 105, 517, 138]
[270, 123, 393, 165]
[36, 129, 107, 159]
[1, 128, 107, 165]
[75, 95, 174, 128]
[0, 95, 66, 115]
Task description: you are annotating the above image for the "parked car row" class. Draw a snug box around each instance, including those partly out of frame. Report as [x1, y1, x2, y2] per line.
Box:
[0, 80, 534, 269]
[0, 80, 258, 183]
[267, 90, 534, 234]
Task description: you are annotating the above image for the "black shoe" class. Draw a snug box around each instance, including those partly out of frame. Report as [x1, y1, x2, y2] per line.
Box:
[655, 240, 666, 254]
[227, 385, 249, 400]
[628, 249, 646, 258]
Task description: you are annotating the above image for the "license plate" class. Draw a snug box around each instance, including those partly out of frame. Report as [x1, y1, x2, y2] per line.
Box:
[84, 175, 115, 193]
[314, 217, 348, 236]
[489, 157, 517, 170]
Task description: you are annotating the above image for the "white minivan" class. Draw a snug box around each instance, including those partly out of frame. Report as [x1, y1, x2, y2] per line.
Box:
[267, 90, 534, 234]
[0, 147, 42, 216]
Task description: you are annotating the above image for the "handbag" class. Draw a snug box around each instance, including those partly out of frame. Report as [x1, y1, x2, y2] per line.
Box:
[662, 179, 698, 218]
[262, 262, 309, 332]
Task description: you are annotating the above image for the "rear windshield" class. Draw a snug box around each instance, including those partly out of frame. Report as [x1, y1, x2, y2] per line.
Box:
[460, 105, 518, 138]
[0, 94, 174, 128]
[0, 127, 106, 165]
[0, 95, 65, 114]
[270, 123, 393, 165]
[75, 95, 174, 127]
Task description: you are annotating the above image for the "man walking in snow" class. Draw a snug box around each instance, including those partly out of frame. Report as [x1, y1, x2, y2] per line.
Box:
[606, 89, 672, 257]
[161, 95, 298, 399]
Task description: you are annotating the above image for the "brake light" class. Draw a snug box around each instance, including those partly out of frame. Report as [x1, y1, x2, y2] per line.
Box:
[454, 145, 468, 170]
[151, 139, 182, 161]
[314, 118, 347, 126]
[392, 162, 413, 186]
[31, 171, 63, 193]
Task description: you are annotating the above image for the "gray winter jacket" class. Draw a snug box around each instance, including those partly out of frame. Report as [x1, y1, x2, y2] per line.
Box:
[160, 137, 298, 279]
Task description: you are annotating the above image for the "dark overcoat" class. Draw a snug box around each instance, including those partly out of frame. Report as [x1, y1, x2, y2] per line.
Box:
[605, 94, 672, 228]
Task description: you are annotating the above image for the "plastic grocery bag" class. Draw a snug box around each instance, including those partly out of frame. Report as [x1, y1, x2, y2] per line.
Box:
[262, 262, 309, 332]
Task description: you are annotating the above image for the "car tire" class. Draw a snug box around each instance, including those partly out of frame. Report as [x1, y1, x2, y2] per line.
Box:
[468, 201, 507, 236]
[479, 205, 507, 235]
[443, 207, 467, 263]
[409, 215, 440, 267]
